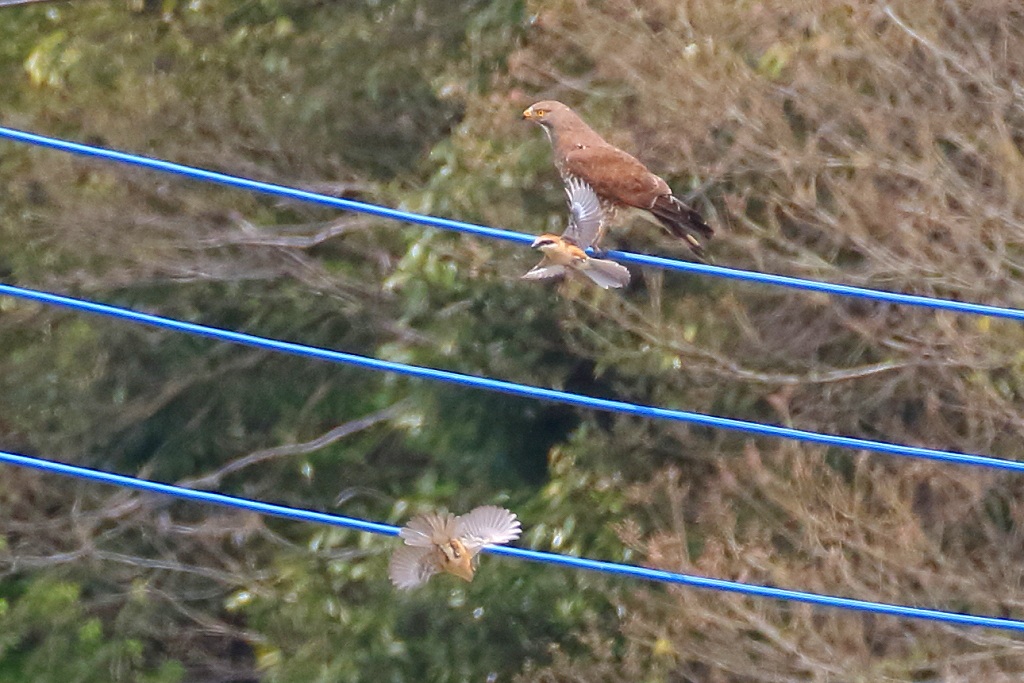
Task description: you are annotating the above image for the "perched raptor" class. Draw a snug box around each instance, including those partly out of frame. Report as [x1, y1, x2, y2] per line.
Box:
[522, 176, 631, 289]
[523, 100, 713, 259]
[388, 506, 521, 590]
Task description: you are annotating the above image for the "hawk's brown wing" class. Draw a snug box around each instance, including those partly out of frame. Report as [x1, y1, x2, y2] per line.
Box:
[563, 144, 667, 210]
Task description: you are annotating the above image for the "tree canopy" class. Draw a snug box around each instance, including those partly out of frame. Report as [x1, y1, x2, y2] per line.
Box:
[2, 1, 1024, 681]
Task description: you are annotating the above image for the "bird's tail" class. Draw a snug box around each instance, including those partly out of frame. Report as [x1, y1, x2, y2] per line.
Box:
[650, 194, 713, 259]
[581, 258, 631, 289]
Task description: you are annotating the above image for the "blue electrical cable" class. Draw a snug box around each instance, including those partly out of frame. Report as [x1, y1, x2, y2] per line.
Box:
[2, 447, 1022, 632]
[2, 282, 1022, 475]
[1, 125, 1022, 322]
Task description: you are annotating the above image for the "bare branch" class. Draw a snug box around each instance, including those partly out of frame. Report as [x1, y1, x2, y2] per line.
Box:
[179, 401, 408, 489]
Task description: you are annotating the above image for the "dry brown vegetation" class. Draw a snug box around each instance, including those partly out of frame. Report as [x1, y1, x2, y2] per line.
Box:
[495, 0, 1024, 679]
[4, 1, 1024, 680]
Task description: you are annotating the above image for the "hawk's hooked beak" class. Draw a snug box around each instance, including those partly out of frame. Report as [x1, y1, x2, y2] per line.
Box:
[522, 107, 534, 120]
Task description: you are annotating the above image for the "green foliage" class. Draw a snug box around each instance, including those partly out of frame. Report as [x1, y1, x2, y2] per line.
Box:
[4, 0, 1024, 681]
[0, 578, 183, 682]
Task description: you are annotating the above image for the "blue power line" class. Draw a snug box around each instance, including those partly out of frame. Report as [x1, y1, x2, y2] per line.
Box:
[1, 125, 1022, 322]
[2, 282, 1022, 474]
[2, 447, 1022, 632]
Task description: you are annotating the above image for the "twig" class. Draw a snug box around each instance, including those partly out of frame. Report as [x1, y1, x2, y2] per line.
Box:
[179, 401, 407, 489]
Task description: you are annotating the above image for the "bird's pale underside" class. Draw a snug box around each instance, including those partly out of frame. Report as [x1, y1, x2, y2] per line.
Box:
[388, 506, 522, 590]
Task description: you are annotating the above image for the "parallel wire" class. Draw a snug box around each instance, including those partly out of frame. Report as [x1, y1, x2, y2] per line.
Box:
[2, 125, 1023, 322]
[3, 282, 1023, 474]
[3, 447, 1024, 632]
[4, 128, 1024, 635]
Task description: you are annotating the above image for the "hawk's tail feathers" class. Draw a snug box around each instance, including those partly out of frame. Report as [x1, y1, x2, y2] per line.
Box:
[582, 259, 631, 289]
[650, 194, 714, 258]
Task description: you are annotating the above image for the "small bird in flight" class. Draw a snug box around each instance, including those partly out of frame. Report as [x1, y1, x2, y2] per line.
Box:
[522, 176, 631, 289]
[523, 100, 713, 259]
[388, 505, 522, 590]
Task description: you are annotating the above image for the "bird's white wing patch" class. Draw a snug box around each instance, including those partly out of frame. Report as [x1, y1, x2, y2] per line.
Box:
[399, 511, 458, 547]
[388, 545, 439, 589]
[563, 176, 604, 248]
[456, 506, 521, 552]
[521, 264, 568, 280]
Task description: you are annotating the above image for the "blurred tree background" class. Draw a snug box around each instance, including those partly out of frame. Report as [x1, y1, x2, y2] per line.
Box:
[2, 0, 1024, 680]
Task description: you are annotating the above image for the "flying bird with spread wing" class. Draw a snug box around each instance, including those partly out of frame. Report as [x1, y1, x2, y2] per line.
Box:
[522, 176, 631, 289]
[523, 100, 713, 259]
[388, 506, 522, 590]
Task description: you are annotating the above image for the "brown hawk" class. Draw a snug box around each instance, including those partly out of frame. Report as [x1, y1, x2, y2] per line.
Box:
[523, 100, 713, 259]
